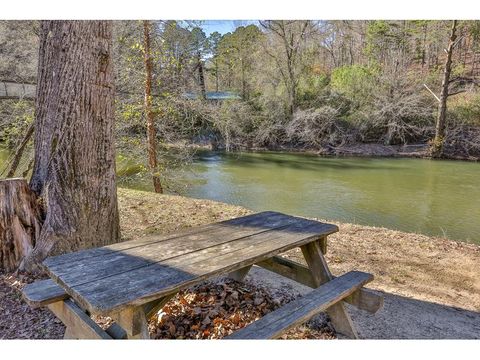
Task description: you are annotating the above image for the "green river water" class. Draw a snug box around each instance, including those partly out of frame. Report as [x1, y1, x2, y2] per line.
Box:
[1, 148, 479, 244]
[184, 151, 480, 244]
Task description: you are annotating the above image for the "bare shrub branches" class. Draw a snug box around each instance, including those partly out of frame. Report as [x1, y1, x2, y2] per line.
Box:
[287, 107, 352, 148]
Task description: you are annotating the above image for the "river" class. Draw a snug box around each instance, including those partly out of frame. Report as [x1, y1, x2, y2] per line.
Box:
[183, 151, 480, 244]
[1, 148, 479, 244]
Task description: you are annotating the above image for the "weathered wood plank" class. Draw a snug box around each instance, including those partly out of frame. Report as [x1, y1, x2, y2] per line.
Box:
[226, 271, 373, 339]
[44, 211, 292, 268]
[47, 300, 112, 339]
[256, 256, 383, 314]
[63, 219, 337, 314]
[301, 241, 359, 339]
[44, 212, 303, 287]
[256, 256, 317, 287]
[22, 279, 69, 308]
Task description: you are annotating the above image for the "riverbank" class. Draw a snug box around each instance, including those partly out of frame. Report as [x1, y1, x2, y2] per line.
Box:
[1, 188, 479, 339]
[198, 141, 480, 161]
[316, 142, 480, 161]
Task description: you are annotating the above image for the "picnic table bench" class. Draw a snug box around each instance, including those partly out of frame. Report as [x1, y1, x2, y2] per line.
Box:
[22, 211, 383, 339]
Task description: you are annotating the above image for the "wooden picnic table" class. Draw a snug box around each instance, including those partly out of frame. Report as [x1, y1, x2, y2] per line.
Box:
[24, 211, 383, 339]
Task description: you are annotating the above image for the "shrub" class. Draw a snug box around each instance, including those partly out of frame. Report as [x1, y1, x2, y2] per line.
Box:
[358, 89, 435, 145]
[287, 106, 354, 148]
[448, 93, 480, 126]
[330, 65, 377, 107]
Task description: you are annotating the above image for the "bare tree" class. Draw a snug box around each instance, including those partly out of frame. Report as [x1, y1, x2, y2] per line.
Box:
[197, 51, 207, 100]
[260, 20, 312, 117]
[431, 20, 458, 158]
[143, 20, 163, 193]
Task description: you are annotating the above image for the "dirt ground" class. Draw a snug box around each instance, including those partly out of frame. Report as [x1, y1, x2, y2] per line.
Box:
[1, 187, 479, 339]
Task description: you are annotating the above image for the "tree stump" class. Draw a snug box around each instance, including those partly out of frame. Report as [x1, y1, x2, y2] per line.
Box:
[0, 178, 42, 272]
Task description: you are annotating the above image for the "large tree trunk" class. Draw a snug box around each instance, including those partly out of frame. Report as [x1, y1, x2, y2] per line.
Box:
[431, 20, 457, 158]
[143, 20, 163, 194]
[18, 20, 120, 271]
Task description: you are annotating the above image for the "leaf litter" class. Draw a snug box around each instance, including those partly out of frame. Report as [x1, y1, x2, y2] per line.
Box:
[148, 278, 336, 339]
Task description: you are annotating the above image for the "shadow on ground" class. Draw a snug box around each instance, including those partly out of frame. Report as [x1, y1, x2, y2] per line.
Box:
[349, 290, 480, 339]
[245, 266, 480, 339]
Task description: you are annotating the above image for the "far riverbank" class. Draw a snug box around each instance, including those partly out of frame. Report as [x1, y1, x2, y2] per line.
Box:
[199, 141, 479, 162]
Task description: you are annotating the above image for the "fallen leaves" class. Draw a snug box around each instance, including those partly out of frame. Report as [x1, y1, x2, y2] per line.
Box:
[0, 271, 65, 339]
[148, 278, 336, 340]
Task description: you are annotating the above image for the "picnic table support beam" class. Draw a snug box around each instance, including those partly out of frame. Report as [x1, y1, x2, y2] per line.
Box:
[227, 265, 253, 282]
[111, 306, 150, 339]
[256, 255, 383, 314]
[301, 240, 359, 339]
[47, 300, 112, 339]
[256, 256, 317, 288]
[143, 294, 176, 319]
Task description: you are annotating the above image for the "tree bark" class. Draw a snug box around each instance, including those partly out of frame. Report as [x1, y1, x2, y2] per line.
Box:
[0, 179, 42, 272]
[20, 20, 120, 271]
[143, 20, 163, 194]
[197, 51, 207, 100]
[431, 20, 457, 158]
[215, 58, 219, 92]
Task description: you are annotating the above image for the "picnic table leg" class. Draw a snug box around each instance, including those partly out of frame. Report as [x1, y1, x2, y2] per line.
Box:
[111, 306, 150, 339]
[300, 238, 359, 339]
[111, 294, 179, 339]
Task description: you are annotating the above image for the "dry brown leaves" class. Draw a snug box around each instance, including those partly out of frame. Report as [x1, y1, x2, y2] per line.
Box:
[0, 271, 64, 339]
[149, 278, 336, 340]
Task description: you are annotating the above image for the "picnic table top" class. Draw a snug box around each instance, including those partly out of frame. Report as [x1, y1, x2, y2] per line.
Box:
[43, 211, 338, 315]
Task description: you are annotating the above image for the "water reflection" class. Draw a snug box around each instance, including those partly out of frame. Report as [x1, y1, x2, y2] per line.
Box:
[186, 151, 480, 244]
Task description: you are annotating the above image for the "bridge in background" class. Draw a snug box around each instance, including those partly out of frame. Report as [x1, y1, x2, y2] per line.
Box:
[0, 81, 36, 100]
[1, 81, 241, 102]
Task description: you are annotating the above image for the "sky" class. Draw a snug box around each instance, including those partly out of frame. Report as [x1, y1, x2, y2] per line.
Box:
[199, 20, 259, 36]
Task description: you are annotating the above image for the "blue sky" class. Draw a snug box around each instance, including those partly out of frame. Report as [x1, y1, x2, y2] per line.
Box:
[199, 20, 259, 36]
